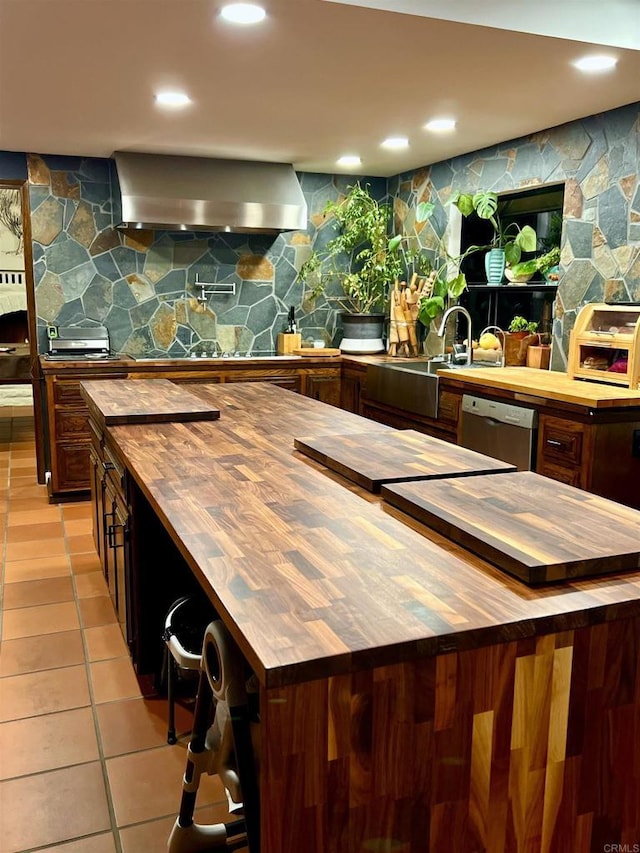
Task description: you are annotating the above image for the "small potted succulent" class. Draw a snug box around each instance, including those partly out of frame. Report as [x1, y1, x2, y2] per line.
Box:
[505, 315, 539, 365]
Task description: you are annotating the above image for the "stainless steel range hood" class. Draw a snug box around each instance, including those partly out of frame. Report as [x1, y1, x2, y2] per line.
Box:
[112, 152, 308, 234]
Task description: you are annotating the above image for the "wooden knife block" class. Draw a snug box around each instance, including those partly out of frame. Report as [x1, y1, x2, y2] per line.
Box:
[277, 333, 302, 355]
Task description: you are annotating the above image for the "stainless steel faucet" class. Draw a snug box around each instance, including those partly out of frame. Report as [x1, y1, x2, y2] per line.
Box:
[437, 306, 473, 366]
[479, 325, 507, 367]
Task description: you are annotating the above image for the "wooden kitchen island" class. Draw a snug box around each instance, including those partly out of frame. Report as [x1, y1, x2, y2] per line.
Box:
[83, 380, 640, 853]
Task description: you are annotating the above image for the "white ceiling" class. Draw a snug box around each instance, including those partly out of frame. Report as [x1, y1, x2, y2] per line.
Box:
[0, 0, 639, 177]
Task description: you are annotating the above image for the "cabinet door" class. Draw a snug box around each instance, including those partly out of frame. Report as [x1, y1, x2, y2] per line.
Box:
[54, 442, 91, 493]
[305, 374, 341, 408]
[112, 499, 131, 646]
[88, 446, 106, 565]
[340, 369, 366, 414]
[103, 485, 118, 611]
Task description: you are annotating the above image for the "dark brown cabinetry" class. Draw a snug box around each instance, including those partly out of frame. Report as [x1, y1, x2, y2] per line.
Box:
[42, 360, 341, 499]
[45, 371, 128, 498]
[89, 424, 132, 647]
[340, 362, 367, 414]
[536, 415, 587, 487]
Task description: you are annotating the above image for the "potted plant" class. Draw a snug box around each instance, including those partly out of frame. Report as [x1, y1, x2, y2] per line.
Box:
[506, 246, 561, 284]
[508, 315, 539, 337]
[298, 182, 432, 353]
[504, 315, 539, 365]
[450, 191, 537, 285]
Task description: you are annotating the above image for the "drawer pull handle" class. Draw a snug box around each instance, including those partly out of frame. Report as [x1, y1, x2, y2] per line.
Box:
[102, 461, 115, 471]
[546, 439, 564, 447]
[107, 522, 125, 549]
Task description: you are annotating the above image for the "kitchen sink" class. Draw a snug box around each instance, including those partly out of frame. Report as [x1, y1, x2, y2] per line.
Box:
[367, 361, 441, 418]
[366, 359, 503, 419]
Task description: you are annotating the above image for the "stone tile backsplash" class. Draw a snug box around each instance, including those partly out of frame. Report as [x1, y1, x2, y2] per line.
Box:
[14, 101, 640, 364]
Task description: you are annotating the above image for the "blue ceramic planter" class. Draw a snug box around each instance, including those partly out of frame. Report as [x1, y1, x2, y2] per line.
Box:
[485, 249, 506, 285]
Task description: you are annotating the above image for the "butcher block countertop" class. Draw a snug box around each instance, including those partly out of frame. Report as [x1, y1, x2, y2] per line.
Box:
[79, 378, 220, 427]
[94, 381, 640, 689]
[435, 365, 640, 408]
[383, 472, 640, 585]
[294, 428, 514, 492]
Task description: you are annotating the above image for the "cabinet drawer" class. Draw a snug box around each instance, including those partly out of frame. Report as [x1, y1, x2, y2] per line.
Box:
[53, 380, 84, 406]
[539, 417, 584, 467]
[537, 459, 583, 488]
[55, 408, 90, 440]
[438, 390, 461, 425]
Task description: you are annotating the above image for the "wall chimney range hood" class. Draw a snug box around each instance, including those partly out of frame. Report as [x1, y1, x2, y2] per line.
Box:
[112, 152, 308, 234]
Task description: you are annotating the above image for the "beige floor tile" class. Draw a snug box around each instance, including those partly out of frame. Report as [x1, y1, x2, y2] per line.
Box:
[107, 744, 227, 827]
[118, 802, 234, 853]
[64, 517, 93, 537]
[0, 630, 85, 678]
[6, 495, 52, 512]
[0, 762, 111, 852]
[37, 834, 117, 853]
[67, 532, 97, 554]
[6, 520, 65, 542]
[97, 696, 193, 757]
[3, 553, 70, 582]
[5, 534, 66, 562]
[0, 664, 90, 722]
[79, 595, 118, 628]
[0, 706, 99, 779]
[3, 576, 74, 610]
[2, 600, 80, 640]
[71, 551, 102, 574]
[90, 657, 143, 704]
[61, 502, 93, 520]
[75, 570, 109, 599]
[85, 623, 129, 662]
[7, 505, 63, 526]
[8, 482, 45, 500]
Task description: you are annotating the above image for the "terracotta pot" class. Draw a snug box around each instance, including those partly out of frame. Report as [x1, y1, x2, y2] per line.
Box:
[504, 332, 538, 366]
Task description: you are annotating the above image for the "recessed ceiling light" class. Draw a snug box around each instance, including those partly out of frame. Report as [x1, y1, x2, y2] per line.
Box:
[381, 136, 409, 150]
[220, 3, 266, 24]
[155, 91, 191, 107]
[337, 155, 361, 168]
[424, 118, 456, 132]
[573, 55, 617, 72]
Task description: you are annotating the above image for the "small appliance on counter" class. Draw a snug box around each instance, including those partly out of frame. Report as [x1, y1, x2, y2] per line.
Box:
[44, 325, 118, 360]
[568, 303, 640, 389]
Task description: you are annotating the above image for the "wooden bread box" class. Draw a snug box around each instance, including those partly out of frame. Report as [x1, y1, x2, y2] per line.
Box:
[568, 302, 640, 389]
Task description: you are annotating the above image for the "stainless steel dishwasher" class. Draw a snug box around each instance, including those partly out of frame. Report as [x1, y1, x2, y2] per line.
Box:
[460, 395, 538, 471]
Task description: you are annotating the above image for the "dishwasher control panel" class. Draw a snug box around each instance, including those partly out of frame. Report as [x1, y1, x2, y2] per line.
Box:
[461, 395, 537, 429]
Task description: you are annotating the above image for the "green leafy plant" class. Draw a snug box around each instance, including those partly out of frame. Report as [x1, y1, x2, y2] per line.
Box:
[450, 190, 537, 266]
[508, 246, 561, 278]
[417, 244, 479, 323]
[508, 315, 538, 334]
[298, 182, 433, 314]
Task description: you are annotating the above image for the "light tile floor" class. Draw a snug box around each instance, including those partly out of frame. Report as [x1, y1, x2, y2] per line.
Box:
[0, 412, 234, 852]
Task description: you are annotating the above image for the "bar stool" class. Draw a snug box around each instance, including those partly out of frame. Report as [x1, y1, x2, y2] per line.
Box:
[162, 596, 211, 745]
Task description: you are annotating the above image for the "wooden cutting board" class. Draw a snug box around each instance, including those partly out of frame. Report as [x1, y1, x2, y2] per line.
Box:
[294, 429, 515, 492]
[382, 471, 640, 584]
[293, 347, 341, 357]
[80, 379, 221, 428]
